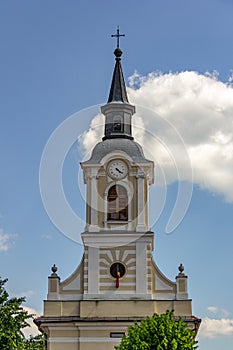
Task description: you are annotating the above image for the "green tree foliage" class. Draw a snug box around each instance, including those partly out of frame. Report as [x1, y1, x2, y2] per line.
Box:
[0, 278, 46, 350]
[24, 334, 46, 350]
[115, 310, 197, 350]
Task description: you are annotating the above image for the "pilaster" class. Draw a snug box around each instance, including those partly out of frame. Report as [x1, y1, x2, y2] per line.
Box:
[87, 168, 100, 232]
[136, 171, 147, 232]
[47, 264, 60, 300]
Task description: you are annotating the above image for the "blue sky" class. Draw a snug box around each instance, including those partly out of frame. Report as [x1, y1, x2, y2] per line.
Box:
[0, 1, 233, 348]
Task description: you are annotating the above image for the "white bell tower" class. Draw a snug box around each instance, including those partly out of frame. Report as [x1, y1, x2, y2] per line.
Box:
[36, 30, 201, 350]
[80, 44, 154, 299]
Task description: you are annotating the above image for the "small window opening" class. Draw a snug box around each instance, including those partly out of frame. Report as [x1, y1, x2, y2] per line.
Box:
[107, 185, 128, 221]
[110, 332, 125, 338]
[113, 117, 123, 132]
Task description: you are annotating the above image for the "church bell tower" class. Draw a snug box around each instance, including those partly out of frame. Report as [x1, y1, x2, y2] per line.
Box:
[35, 31, 200, 350]
[80, 42, 154, 299]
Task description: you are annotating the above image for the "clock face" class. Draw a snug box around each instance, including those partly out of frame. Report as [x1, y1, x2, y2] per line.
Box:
[108, 160, 127, 179]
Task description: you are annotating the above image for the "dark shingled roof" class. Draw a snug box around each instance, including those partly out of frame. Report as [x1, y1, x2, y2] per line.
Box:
[107, 48, 129, 103]
[82, 138, 152, 165]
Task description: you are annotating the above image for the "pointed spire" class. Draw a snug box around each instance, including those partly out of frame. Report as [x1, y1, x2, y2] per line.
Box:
[108, 48, 129, 103]
[101, 29, 135, 141]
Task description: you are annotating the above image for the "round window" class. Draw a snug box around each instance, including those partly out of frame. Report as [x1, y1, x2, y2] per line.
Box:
[110, 262, 126, 278]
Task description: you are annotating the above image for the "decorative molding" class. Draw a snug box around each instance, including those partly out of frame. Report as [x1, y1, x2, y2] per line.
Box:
[83, 293, 153, 300]
[152, 293, 176, 300]
[155, 275, 174, 291]
[62, 275, 80, 291]
[48, 337, 121, 343]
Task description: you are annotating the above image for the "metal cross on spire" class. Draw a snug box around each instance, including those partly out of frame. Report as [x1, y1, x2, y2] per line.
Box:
[111, 26, 125, 48]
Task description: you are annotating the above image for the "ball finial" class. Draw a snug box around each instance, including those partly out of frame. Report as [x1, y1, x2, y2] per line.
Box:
[114, 48, 123, 58]
[51, 264, 58, 276]
[178, 263, 184, 275]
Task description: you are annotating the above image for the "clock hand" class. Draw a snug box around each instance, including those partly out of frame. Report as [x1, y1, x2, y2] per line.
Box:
[116, 167, 123, 174]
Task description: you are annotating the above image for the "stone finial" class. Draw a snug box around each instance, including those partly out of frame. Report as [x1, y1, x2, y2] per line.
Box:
[51, 264, 58, 277]
[178, 263, 185, 276]
[176, 263, 188, 300]
[48, 264, 60, 300]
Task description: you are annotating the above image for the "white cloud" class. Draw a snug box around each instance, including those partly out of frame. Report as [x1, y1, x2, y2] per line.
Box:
[207, 306, 219, 314]
[199, 317, 233, 338]
[41, 234, 52, 240]
[22, 306, 42, 338]
[0, 228, 17, 251]
[79, 70, 233, 202]
[78, 113, 104, 159]
[207, 306, 230, 318]
[16, 290, 36, 298]
[128, 71, 233, 202]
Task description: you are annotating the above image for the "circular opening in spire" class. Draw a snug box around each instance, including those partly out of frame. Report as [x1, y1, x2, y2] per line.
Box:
[110, 262, 126, 278]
